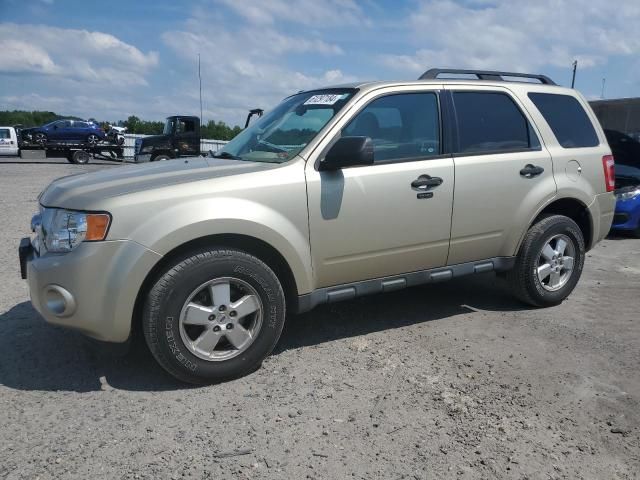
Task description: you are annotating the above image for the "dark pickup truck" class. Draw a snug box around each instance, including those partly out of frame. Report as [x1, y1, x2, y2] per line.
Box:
[134, 115, 201, 162]
[134, 111, 263, 163]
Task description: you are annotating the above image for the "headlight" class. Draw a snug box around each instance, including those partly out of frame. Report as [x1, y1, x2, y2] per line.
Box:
[39, 208, 111, 253]
[615, 186, 640, 202]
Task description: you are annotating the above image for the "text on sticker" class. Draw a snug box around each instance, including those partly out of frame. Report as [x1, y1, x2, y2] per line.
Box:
[303, 94, 344, 106]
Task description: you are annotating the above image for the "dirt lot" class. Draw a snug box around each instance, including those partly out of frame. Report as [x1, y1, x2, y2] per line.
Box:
[1, 154, 639, 479]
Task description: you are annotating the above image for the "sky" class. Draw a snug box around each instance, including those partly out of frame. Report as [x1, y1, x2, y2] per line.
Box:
[1, 0, 639, 127]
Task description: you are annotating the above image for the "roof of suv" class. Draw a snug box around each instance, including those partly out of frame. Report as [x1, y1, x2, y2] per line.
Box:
[307, 69, 569, 95]
[313, 78, 569, 94]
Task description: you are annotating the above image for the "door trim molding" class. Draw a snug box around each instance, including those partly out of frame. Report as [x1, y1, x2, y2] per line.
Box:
[295, 256, 516, 313]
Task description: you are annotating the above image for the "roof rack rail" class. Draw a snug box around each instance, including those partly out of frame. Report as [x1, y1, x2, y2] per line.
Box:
[419, 68, 556, 85]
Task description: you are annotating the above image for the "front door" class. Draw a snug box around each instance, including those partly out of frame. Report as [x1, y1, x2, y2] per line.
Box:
[445, 86, 555, 264]
[175, 118, 199, 156]
[305, 90, 454, 288]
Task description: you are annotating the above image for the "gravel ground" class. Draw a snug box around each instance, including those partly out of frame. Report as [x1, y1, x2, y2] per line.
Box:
[1, 154, 639, 479]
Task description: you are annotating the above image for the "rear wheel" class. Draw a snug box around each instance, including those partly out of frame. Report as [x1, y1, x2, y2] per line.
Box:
[507, 215, 585, 307]
[87, 134, 100, 145]
[142, 248, 286, 384]
[69, 150, 91, 164]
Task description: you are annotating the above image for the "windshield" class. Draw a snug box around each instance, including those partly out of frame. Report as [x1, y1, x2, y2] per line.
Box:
[163, 118, 176, 135]
[212, 89, 356, 163]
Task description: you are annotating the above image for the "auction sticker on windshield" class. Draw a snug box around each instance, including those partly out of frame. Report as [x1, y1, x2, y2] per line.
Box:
[304, 94, 346, 105]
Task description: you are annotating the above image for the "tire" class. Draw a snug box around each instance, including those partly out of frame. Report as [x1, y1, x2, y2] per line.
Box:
[152, 154, 171, 161]
[507, 214, 585, 307]
[87, 134, 100, 145]
[34, 132, 47, 146]
[142, 248, 286, 384]
[70, 150, 91, 164]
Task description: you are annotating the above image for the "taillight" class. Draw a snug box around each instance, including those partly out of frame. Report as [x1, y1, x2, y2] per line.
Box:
[602, 155, 615, 192]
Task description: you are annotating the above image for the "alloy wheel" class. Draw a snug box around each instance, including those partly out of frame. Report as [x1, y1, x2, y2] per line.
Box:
[178, 277, 263, 361]
[536, 234, 576, 291]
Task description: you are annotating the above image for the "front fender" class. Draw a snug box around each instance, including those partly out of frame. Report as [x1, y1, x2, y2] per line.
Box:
[128, 197, 313, 295]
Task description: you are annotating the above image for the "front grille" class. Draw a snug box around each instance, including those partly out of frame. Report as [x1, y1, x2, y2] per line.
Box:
[613, 213, 630, 225]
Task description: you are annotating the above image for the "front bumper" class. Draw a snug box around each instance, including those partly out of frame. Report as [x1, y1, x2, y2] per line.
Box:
[22, 238, 162, 342]
[134, 153, 151, 163]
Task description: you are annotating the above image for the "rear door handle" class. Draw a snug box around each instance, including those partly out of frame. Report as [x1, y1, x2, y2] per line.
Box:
[411, 174, 443, 190]
[520, 164, 545, 178]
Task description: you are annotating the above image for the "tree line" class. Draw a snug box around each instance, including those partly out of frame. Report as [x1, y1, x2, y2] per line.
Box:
[0, 111, 243, 141]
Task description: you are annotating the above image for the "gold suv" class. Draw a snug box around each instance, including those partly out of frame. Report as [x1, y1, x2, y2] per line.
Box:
[20, 69, 616, 384]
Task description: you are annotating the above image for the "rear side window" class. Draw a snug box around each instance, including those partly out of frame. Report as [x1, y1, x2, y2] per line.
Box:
[452, 92, 539, 154]
[528, 93, 599, 148]
[0, 129, 10, 139]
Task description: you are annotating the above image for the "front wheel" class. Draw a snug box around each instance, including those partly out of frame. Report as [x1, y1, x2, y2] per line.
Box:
[34, 132, 47, 146]
[142, 248, 286, 384]
[507, 214, 585, 307]
[151, 154, 171, 161]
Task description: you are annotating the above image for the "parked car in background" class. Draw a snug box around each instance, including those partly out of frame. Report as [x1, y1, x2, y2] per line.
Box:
[22, 119, 106, 146]
[0, 126, 19, 156]
[604, 129, 640, 236]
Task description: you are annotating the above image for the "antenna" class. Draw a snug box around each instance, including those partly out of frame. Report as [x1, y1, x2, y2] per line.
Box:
[601, 78, 606, 99]
[571, 60, 577, 88]
[198, 53, 203, 126]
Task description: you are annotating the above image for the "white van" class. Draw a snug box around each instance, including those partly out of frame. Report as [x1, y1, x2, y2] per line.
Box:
[0, 127, 19, 156]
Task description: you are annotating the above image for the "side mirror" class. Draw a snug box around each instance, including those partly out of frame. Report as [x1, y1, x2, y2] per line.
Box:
[319, 136, 374, 171]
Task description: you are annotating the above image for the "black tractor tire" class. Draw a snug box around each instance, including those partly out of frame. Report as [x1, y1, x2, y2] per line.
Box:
[142, 248, 286, 384]
[69, 150, 91, 164]
[507, 214, 585, 307]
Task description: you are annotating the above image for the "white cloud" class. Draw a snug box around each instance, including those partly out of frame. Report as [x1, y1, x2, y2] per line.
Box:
[161, 14, 355, 126]
[216, 0, 369, 27]
[0, 23, 159, 86]
[379, 0, 640, 75]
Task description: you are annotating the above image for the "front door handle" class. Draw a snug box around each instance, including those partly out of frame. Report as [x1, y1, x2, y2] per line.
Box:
[520, 164, 545, 178]
[411, 174, 443, 190]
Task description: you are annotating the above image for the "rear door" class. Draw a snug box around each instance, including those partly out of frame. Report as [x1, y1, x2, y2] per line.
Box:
[445, 86, 555, 264]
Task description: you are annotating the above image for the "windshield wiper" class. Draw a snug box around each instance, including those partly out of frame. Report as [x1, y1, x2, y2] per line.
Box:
[210, 151, 242, 160]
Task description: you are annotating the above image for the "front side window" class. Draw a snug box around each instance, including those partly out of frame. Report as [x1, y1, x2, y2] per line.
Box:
[214, 89, 356, 164]
[529, 93, 599, 148]
[453, 91, 539, 154]
[163, 118, 176, 135]
[343, 92, 440, 163]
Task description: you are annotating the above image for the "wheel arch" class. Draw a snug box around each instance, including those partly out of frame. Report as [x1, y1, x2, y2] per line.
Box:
[151, 151, 174, 161]
[131, 233, 300, 340]
[521, 197, 593, 252]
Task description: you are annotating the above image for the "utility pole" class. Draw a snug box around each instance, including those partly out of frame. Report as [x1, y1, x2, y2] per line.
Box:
[198, 53, 203, 126]
[571, 60, 577, 88]
[601, 78, 606, 99]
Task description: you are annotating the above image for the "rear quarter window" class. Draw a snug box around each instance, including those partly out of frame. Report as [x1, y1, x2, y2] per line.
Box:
[528, 93, 599, 148]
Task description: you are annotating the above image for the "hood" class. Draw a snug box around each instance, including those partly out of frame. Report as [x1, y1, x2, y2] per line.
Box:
[39, 157, 280, 209]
